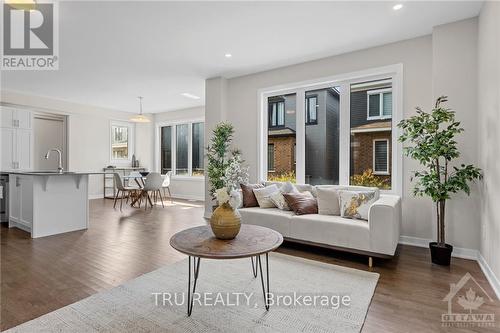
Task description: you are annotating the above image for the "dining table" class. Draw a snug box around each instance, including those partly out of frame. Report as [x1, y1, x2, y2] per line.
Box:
[123, 173, 149, 207]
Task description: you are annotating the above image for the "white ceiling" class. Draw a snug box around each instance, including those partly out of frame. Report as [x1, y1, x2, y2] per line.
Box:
[2, 1, 482, 113]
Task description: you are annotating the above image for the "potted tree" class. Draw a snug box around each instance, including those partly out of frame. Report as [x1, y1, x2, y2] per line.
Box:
[398, 96, 482, 266]
[206, 122, 248, 239]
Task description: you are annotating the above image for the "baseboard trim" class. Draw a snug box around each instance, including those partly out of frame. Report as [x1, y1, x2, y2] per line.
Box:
[170, 194, 204, 201]
[88, 194, 104, 200]
[399, 235, 479, 260]
[478, 253, 500, 300]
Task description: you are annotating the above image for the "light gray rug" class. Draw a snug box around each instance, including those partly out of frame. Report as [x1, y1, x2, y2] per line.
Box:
[6, 253, 379, 333]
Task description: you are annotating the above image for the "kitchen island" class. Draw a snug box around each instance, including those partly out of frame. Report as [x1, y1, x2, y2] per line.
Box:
[8, 171, 103, 238]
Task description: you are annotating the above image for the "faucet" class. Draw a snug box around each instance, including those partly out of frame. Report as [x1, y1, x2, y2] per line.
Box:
[44, 149, 64, 173]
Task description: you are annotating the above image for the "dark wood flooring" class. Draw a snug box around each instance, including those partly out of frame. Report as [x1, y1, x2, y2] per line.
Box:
[1, 198, 499, 332]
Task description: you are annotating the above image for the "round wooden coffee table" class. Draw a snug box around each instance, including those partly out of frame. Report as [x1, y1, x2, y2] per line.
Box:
[170, 224, 283, 316]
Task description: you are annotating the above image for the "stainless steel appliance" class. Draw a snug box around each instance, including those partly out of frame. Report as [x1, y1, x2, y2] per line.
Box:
[0, 173, 8, 223]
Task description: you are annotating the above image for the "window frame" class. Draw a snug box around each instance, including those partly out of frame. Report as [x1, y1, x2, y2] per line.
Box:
[257, 64, 403, 195]
[155, 118, 205, 179]
[305, 95, 318, 125]
[366, 88, 392, 121]
[268, 100, 285, 128]
[372, 138, 390, 175]
[109, 120, 135, 165]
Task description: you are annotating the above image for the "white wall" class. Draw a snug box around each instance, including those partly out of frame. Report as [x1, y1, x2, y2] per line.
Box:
[431, 18, 481, 252]
[206, 18, 482, 251]
[1, 90, 154, 198]
[478, 1, 500, 294]
[154, 106, 205, 201]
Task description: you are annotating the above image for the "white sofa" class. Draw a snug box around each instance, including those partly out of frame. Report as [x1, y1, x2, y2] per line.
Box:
[238, 184, 401, 263]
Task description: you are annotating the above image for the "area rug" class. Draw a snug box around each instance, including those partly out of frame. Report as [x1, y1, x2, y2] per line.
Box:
[6, 253, 379, 333]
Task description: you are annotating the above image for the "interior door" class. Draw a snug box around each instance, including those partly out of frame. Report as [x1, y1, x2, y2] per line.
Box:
[33, 116, 66, 170]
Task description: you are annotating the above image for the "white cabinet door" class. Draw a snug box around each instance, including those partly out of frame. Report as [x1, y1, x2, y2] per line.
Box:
[19, 176, 33, 226]
[1, 128, 15, 170]
[15, 110, 32, 129]
[16, 129, 31, 170]
[9, 175, 20, 222]
[0, 108, 14, 128]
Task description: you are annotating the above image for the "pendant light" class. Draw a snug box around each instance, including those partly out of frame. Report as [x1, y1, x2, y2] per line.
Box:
[5, 0, 37, 11]
[129, 96, 150, 123]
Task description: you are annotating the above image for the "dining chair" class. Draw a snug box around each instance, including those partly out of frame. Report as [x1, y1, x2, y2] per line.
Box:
[162, 171, 173, 203]
[113, 173, 138, 211]
[142, 172, 165, 210]
[127, 171, 143, 206]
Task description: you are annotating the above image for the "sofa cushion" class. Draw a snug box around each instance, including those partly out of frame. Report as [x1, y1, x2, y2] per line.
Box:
[240, 183, 263, 208]
[316, 187, 342, 216]
[239, 207, 293, 237]
[253, 184, 280, 208]
[338, 190, 378, 220]
[290, 214, 370, 252]
[283, 192, 318, 215]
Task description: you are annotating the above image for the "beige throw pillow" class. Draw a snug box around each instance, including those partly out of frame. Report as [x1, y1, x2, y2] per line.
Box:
[316, 187, 342, 216]
[253, 185, 280, 208]
[338, 190, 378, 221]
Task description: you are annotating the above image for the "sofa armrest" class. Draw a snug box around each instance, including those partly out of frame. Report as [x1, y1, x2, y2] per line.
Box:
[368, 195, 401, 256]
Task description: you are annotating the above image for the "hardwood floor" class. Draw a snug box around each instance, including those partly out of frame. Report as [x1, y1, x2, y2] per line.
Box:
[1, 198, 499, 332]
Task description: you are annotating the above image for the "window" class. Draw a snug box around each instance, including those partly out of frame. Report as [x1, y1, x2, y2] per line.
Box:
[373, 139, 389, 174]
[110, 121, 134, 163]
[176, 124, 189, 176]
[269, 100, 285, 127]
[367, 89, 392, 120]
[192, 122, 204, 176]
[267, 93, 296, 182]
[305, 87, 340, 185]
[161, 126, 172, 173]
[261, 67, 401, 193]
[351, 79, 392, 189]
[158, 121, 205, 177]
[267, 144, 275, 171]
[306, 96, 318, 125]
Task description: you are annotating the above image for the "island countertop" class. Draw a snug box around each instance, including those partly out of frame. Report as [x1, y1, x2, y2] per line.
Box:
[4, 171, 106, 176]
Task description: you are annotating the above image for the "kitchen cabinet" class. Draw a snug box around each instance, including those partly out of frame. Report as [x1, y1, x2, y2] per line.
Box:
[9, 174, 33, 231]
[1, 107, 31, 129]
[16, 129, 32, 170]
[0, 107, 32, 171]
[1, 128, 15, 170]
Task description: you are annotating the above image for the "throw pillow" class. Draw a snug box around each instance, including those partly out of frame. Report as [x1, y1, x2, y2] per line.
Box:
[240, 183, 264, 208]
[280, 181, 299, 194]
[253, 185, 280, 208]
[338, 190, 378, 221]
[316, 187, 343, 216]
[269, 191, 290, 210]
[282, 192, 318, 215]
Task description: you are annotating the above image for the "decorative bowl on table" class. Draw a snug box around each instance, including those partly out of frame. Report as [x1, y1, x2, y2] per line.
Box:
[139, 171, 149, 177]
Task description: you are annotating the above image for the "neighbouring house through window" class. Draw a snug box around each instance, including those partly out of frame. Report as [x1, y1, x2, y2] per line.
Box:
[373, 139, 389, 174]
[306, 95, 318, 125]
[367, 89, 392, 120]
[159, 121, 205, 177]
[267, 93, 296, 182]
[110, 121, 134, 163]
[269, 100, 285, 127]
[267, 144, 275, 171]
[262, 70, 399, 192]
